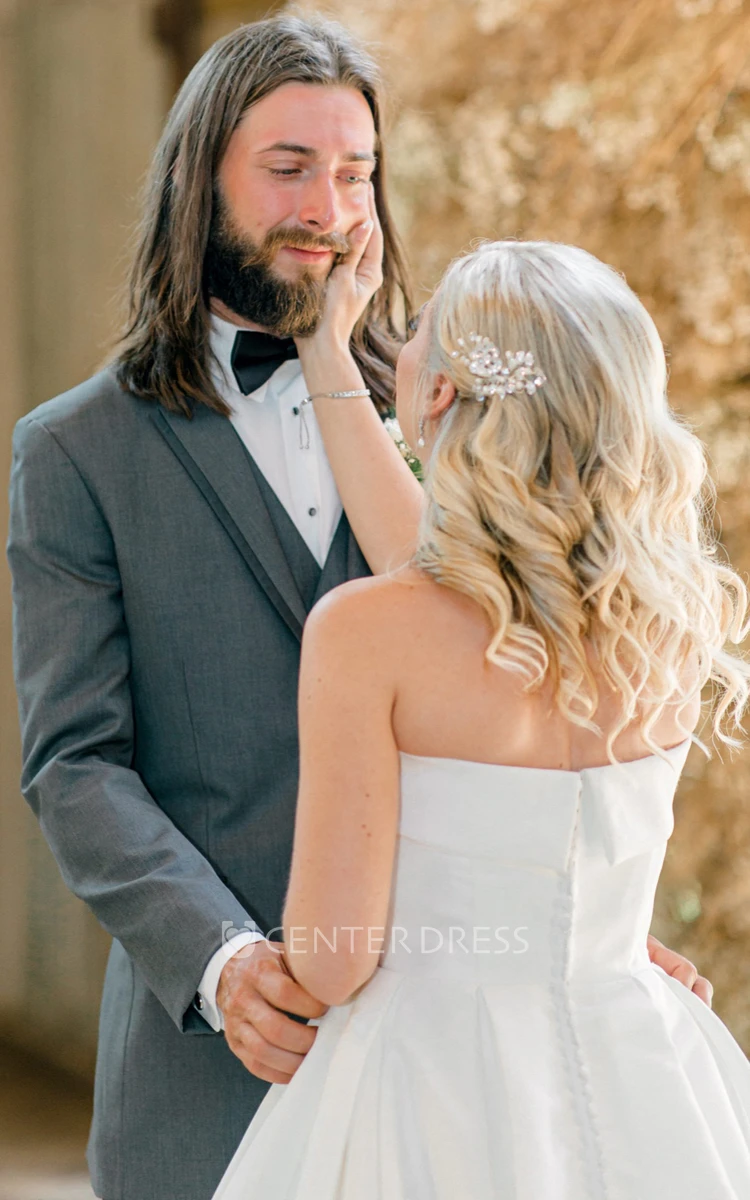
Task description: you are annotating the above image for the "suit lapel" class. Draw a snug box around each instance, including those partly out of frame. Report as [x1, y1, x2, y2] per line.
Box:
[345, 514, 371, 582]
[151, 406, 307, 641]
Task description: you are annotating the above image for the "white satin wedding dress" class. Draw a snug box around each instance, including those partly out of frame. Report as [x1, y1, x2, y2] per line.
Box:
[212, 740, 750, 1199]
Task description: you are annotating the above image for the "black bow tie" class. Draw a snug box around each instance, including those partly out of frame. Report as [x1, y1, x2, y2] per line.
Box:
[230, 330, 299, 395]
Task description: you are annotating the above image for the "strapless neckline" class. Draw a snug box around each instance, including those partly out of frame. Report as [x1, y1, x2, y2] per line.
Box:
[398, 737, 691, 777]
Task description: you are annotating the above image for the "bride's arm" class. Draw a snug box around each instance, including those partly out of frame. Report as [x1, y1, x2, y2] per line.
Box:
[295, 186, 424, 576]
[298, 346, 424, 575]
[281, 578, 401, 1006]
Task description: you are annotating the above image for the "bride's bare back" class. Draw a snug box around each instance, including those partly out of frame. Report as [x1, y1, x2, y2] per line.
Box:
[383, 566, 699, 770]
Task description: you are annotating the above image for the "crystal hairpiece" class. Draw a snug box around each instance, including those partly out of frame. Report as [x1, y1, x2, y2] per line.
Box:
[450, 333, 546, 402]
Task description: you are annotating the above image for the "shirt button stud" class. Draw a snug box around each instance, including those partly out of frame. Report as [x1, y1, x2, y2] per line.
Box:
[308, 507, 317, 517]
[292, 406, 300, 415]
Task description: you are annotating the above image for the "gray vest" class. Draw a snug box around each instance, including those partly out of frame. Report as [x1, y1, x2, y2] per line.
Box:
[243, 447, 350, 613]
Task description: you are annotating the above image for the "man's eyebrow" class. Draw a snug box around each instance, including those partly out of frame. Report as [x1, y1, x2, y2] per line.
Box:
[257, 141, 377, 164]
[343, 150, 377, 164]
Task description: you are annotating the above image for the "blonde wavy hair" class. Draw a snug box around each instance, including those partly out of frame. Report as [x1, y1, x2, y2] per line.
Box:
[413, 240, 749, 757]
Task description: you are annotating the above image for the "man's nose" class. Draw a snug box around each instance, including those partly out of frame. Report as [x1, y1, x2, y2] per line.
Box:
[297, 173, 340, 234]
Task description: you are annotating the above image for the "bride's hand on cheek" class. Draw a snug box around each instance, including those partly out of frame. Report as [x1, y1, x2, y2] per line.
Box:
[295, 184, 383, 362]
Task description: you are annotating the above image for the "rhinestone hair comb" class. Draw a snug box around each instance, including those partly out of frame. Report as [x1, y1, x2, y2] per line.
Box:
[450, 333, 546, 402]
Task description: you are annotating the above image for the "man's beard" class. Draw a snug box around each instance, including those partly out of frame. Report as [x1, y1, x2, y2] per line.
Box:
[204, 190, 350, 337]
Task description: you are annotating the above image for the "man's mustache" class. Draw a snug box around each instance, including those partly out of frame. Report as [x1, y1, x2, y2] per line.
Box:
[242, 225, 351, 267]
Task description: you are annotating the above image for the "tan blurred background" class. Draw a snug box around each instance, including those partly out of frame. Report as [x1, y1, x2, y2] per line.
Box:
[1, 0, 749, 1195]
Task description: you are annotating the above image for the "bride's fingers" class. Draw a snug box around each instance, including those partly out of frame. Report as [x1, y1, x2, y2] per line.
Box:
[331, 187, 381, 289]
[332, 214, 373, 278]
[356, 184, 384, 291]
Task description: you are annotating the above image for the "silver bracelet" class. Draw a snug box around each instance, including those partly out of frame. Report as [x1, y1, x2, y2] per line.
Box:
[298, 389, 371, 449]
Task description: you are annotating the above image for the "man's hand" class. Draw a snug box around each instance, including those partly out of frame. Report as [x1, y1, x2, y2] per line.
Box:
[647, 933, 714, 1008]
[217, 939, 328, 1084]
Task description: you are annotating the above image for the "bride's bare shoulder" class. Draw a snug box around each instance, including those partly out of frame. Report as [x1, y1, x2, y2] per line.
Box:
[303, 566, 447, 654]
[309, 565, 440, 615]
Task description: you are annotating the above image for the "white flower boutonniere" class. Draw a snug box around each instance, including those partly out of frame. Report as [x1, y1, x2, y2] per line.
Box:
[384, 413, 423, 480]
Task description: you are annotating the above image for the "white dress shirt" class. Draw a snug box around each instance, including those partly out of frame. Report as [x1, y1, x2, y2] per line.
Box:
[210, 313, 342, 566]
[195, 314, 343, 1031]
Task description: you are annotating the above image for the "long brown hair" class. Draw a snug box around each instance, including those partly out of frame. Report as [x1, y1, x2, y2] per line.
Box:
[115, 13, 413, 417]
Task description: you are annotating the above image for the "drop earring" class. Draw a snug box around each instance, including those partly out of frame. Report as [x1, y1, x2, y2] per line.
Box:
[417, 415, 426, 449]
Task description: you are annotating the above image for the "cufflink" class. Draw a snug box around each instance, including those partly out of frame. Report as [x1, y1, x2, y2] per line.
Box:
[194, 993, 205, 1011]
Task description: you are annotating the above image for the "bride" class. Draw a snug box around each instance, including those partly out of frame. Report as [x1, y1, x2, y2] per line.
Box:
[213, 238, 750, 1198]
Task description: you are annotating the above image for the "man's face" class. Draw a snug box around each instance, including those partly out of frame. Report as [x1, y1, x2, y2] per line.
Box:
[205, 82, 377, 335]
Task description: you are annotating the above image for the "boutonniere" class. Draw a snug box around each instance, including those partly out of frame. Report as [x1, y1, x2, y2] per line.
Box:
[384, 412, 423, 480]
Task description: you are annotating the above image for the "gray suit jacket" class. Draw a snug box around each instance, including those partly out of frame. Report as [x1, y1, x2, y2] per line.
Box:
[7, 369, 372, 1200]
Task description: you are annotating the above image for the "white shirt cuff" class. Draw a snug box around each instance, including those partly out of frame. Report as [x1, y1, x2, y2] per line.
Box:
[196, 931, 267, 1032]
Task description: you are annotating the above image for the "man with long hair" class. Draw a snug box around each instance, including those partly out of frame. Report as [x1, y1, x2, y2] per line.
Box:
[7, 13, 711, 1200]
